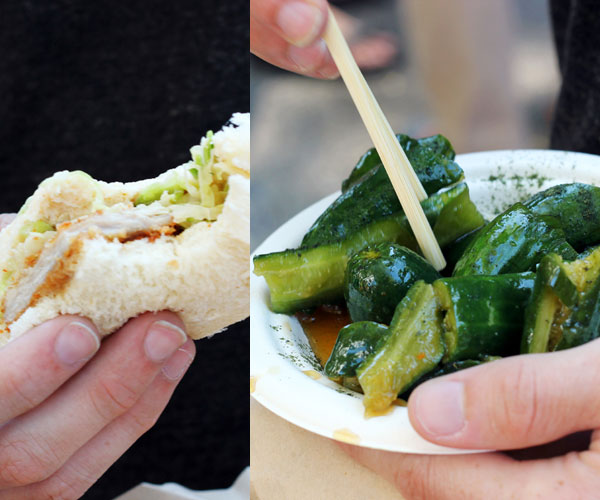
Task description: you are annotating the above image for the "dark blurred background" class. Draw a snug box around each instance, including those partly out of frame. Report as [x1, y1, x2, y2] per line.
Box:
[0, 1, 249, 498]
[251, 0, 559, 248]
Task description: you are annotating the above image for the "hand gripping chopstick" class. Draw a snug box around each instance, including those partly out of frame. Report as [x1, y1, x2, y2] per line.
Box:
[322, 7, 446, 271]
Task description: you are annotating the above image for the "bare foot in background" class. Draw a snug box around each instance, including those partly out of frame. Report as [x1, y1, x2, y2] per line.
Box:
[332, 5, 398, 72]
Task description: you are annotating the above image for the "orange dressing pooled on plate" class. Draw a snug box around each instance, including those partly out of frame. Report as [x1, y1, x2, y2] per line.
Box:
[296, 305, 351, 367]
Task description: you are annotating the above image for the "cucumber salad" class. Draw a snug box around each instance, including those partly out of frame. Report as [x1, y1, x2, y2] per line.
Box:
[254, 134, 600, 413]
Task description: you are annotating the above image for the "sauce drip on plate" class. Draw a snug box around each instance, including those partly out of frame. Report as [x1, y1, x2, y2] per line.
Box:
[296, 305, 351, 366]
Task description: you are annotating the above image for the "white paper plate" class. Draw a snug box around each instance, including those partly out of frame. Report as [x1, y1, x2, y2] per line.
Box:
[250, 149, 600, 454]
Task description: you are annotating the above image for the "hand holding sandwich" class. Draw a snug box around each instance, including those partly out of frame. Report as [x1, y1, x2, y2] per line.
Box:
[0, 114, 249, 497]
[0, 311, 194, 499]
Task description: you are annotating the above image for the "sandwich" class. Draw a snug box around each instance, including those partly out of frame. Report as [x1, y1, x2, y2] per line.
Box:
[0, 113, 249, 345]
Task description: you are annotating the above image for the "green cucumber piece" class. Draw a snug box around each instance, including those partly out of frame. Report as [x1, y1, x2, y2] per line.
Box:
[538, 254, 580, 307]
[521, 281, 562, 354]
[441, 227, 484, 276]
[357, 282, 445, 412]
[558, 274, 600, 349]
[432, 188, 485, 252]
[254, 183, 481, 313]
[304, 134, 463, 248]
[453, 203, 577, 276]
[302, 166, 405, 247]
[524, 183, 600, 250]
[522, 246, 600, 353]
[324, 322, 390, 378]
[341, 134, 459, 193]
[433, 273, 535, 362]
[303, 161, 464, 247]
[344, 243, 441, 324]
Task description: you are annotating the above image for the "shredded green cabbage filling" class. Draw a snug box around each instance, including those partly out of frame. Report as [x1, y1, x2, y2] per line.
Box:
[134, 130, 230, 226]
[18, 220, 55, 243]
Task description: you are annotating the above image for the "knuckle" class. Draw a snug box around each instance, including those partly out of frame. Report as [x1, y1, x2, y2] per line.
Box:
[0, 436, 58, 487]
[2, 368, 42, 415]
[89, 375, 142, 422]
[36, 466, 93, 500]
[126, 404, 161, 436]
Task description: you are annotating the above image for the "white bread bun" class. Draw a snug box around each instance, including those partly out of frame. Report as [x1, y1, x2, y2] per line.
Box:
[0, 113, 249, 344]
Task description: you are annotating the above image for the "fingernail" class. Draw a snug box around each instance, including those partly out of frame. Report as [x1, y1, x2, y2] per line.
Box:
[317, 64, 339, 80]
[144, 321, 187, 363]
[288, 40, 327, 72]
[277, 1, 324, 47]
[55, 321, 100, 365]
[412, 380, 466, 437]
[162, 347, 194, 381]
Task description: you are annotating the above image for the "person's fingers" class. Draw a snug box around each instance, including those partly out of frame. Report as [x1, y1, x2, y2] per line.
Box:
[407, 339, 600, 450]
[252, 23, 339, 79]
[0, 311, 187, 489]
[251, 0, 339, 78]
[4, 340, 195, 500]
[251, 0, 328, 48]
[0, 214, 17, 231]
[0, 316, 100, 422]
[340, 442, 600, 500]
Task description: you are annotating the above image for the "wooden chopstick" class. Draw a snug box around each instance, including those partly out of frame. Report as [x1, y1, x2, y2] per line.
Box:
[322, 7, 446, 271]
